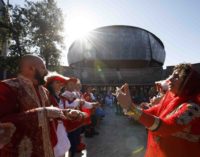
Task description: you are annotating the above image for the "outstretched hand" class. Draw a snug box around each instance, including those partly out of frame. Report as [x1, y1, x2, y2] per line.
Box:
[92, 102, 101, 108]
[116, 83, 132, 110]
[45, 106, 66, 120]
[63, 109, 87, 121]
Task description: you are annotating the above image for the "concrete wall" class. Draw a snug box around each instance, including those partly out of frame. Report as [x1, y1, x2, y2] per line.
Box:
[61, 66, 164, 85]
[61, 63, 200, 86]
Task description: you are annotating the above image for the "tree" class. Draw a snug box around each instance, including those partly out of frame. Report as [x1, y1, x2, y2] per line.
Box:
[24, 0, 64, 69]
[9, 0, 64, 69]
[0, 3, 24, 77]
[9, 5, 29, 57]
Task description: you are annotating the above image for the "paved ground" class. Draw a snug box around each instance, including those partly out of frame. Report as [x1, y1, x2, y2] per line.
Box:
[76, 106, 147, 157]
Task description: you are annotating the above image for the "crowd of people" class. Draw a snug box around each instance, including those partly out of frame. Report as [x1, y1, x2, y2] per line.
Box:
[0, 55, 105, 157]
[0, 54, 200, 157]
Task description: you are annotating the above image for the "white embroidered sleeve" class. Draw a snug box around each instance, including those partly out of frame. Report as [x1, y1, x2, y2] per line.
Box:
[176, 103, 200, 125]
[83, 101, 93, 109]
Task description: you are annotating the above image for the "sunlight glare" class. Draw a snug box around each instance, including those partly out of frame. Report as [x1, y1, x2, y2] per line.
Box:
[65, 9, 97, 42]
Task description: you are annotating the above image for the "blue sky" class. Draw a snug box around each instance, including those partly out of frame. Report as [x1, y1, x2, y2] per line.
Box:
[9, 0, 200, 67]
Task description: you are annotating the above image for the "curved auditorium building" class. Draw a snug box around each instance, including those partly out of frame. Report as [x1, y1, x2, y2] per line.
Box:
[66, 25, 166, 86]
[62, 25, 200, 97]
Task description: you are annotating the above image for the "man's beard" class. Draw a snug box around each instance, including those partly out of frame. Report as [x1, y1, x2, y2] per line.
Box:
[34, 69, 45, 85]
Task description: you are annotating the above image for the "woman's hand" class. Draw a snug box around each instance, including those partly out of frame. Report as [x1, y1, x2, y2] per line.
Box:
[45, 107, 66, 120]
[116, 83, 132, 110]
[63, 109, 87, 121]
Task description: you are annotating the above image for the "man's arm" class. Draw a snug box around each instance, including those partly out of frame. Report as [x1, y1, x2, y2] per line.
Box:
[0, 82, 39, 123]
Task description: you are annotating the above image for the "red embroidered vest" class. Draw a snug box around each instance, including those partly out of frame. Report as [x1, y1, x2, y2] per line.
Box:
[0, 76, 54, 157]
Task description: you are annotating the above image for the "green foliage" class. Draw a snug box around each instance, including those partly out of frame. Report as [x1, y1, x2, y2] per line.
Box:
[9, 0, 64, 68]
[0, 56, 20, 74]
[8, 5, 29, 57]
[24, 0, 64, 68]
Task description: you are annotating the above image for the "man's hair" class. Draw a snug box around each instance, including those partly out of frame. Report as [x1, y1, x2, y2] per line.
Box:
[173, 63, 192, 80]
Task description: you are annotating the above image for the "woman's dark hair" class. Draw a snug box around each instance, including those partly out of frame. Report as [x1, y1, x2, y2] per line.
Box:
[174, 63, 200, 96]
[173, 63, 192, 81]
[46, 81, 60, 102]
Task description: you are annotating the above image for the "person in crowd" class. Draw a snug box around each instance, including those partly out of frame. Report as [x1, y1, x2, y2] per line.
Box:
[73, 79, 82, 99]
[114, 98, 123, 115]
[112, 89, 123, 115]
[105, 92, 114, 107]
[0, 54, 70, 156]
[45, 73, 87, 157]
[116, 63, 200, 157]
[141, 80, 169, 109]
[72, 79, 88, 152]
[83, 86, 101, 137]
[151, 80, 168, 104]
[91, 88, 105, 128]
[61, 78, 99, 157]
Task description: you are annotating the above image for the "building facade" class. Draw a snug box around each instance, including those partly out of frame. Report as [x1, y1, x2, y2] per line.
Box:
[61, 25, 200, 100]
[67, 26, 165, 85]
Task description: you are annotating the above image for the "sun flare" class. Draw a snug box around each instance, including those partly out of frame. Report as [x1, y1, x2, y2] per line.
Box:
[64, 9, 97, 42]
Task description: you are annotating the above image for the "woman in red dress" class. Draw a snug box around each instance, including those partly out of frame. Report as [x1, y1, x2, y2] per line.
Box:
[116, 63, 200, 157]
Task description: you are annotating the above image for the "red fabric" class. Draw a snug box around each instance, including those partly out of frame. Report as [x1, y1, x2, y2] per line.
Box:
[45, 74, 70, 87]
[139, 69, 200, 157]
[0, 82, 18, 118]
[34, 86, 43, 107]
[0, 80, 47, 156]
[83, 92, 92, 102]
[76, 142, 86, 152]
[50, 95, 86, 133]
[34, 87, 58, 148]
[75, 91, 91, 125]
[82, 92, 93, 124]
[63, 118, 85, 132]
[49, 120, 58, 147]
[48, 95, 59, 147]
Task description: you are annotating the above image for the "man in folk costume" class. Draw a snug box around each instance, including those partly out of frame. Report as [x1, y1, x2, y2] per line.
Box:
[0, 55, 67, 157]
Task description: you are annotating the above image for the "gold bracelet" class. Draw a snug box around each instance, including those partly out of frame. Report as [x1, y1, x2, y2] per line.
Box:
[148, 116, 161, 131]
[126, 106, 142, 121]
